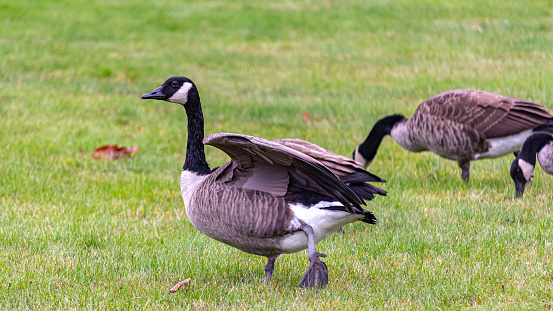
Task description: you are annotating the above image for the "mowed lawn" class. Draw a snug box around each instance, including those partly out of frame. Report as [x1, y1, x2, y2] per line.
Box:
[1, 0, 553, 309]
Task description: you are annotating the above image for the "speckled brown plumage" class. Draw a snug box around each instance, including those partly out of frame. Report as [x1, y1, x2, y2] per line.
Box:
[402, 90, 552, 159]
[415, 90, 552, 138]
[355, 89, 553, 181]
[186, 166, 295, 256]
[181, 133, 386, 257]
[144, 76, 387, 288]
[205, 133, 374, 214]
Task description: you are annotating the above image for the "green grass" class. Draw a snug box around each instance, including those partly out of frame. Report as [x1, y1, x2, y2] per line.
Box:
[1, 0, 553, 309]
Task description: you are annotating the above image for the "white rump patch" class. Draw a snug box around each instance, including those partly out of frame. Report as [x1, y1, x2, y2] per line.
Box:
[279, 202, 363, 254]
[168, 82, 193, 105]
[475, 130, 532, 159]
[518, 159, 534, 182]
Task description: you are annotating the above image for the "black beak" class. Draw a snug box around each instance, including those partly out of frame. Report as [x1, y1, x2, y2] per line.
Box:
[141, 86, 166, 100]
[514, 180, 526, 198]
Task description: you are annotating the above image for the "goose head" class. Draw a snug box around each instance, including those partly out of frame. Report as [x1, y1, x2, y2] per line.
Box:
[510, 133, 553, 197]
[353, 114, 407, 168]
[510, 158, 534, 198]
[141, 76, 211, 175]
[141, 76, 199, 106]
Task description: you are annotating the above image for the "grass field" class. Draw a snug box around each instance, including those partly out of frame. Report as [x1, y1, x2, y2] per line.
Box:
[1, 0, 553, 309]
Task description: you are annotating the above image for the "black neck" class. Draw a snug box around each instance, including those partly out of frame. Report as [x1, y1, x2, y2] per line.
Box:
[182, 90, 211, 175]
[358, 114, 406, 162]
[518, 133, 553, 166]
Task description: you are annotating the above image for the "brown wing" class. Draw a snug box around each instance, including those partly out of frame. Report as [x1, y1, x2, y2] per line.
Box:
[204, 133, 367, 214]
[273, 138, 387, 200]
[414, 90, 553, 138]
[273, 139, 370, 177]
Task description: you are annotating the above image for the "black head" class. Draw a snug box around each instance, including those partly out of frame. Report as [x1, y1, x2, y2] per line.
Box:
[141, 76, 197, 105]
[353, 114, 407, 168]
[510, 133, 553, 198]
[510, 158, 532, 198]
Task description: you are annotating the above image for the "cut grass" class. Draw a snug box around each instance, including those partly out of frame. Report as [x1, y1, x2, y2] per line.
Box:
[1, 0, 553, 309]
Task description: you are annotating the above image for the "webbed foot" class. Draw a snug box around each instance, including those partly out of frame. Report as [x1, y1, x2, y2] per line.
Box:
[298, 252, 328, 288]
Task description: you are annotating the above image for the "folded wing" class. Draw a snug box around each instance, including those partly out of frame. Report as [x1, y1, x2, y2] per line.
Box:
[415, 90, 553, 138]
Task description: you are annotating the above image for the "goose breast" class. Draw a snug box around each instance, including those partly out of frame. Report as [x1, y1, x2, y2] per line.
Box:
[538, 142, 553, 174]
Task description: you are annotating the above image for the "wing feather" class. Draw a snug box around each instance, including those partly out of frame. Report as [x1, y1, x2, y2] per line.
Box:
[204, 133, 370, 213]
[414, 90, 553, 138]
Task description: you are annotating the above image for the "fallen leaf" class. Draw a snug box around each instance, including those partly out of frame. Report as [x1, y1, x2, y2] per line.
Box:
[92, 145, 138, 160]
[303, 111, 311, 124]
[169, 278, 191, 293]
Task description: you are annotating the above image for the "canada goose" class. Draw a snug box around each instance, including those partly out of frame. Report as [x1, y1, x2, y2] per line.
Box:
[142, 76, 386, 288]
[510, 133, 553, 197]
[353, 90, 553, 182]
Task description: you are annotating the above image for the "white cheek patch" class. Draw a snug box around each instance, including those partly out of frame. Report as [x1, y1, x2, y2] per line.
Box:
[168, 82, 193, 104]
[518, 159, 534, 181]
[353, 146, 370, 168]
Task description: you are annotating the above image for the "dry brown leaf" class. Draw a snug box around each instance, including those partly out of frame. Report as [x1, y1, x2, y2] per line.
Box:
[92, 145, 138, 160]
[169, 278, 191, 293]
[303, 111, 312, 124]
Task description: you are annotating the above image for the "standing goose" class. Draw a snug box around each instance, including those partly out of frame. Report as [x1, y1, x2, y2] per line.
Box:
[142, 76, 386, 288]
[353, 90, 553, 181]
[510, 133, 553, 197]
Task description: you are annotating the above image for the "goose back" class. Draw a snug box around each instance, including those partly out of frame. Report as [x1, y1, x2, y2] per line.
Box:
[395, 90, 553, 160]
[414, 90, 552, 138]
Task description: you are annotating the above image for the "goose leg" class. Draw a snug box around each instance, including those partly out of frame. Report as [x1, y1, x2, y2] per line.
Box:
[458, 159, 470, 182]
[298, 224, 328, 289]
[264, 256, 278, 281]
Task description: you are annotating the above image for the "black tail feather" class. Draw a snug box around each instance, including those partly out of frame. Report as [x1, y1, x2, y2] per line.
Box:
[348, 183, 387, 201]
[361, 211, 377, 224]
[320, 205, 378, 225]
[339, 171, 386, 184]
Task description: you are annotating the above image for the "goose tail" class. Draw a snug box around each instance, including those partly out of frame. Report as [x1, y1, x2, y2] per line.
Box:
[361, 210, 377, 224]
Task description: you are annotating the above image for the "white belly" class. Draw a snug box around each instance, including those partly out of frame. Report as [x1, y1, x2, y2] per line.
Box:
[279, 202, 363, 254]
[475, 130, 532, 159]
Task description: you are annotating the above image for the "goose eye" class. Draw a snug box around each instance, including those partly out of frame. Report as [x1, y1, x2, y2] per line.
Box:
[172, 81, 179, 88]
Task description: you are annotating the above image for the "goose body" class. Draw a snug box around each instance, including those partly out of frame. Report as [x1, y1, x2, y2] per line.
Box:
[510, 133, 553, 197]
[353, 90, 553, 181]
[142, 76, 386, 288]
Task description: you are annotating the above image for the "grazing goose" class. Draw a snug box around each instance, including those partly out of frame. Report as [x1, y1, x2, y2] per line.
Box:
[142, 76, 386, 288]
[510, 133, 553, 197]
[353, 90, 553, 181]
